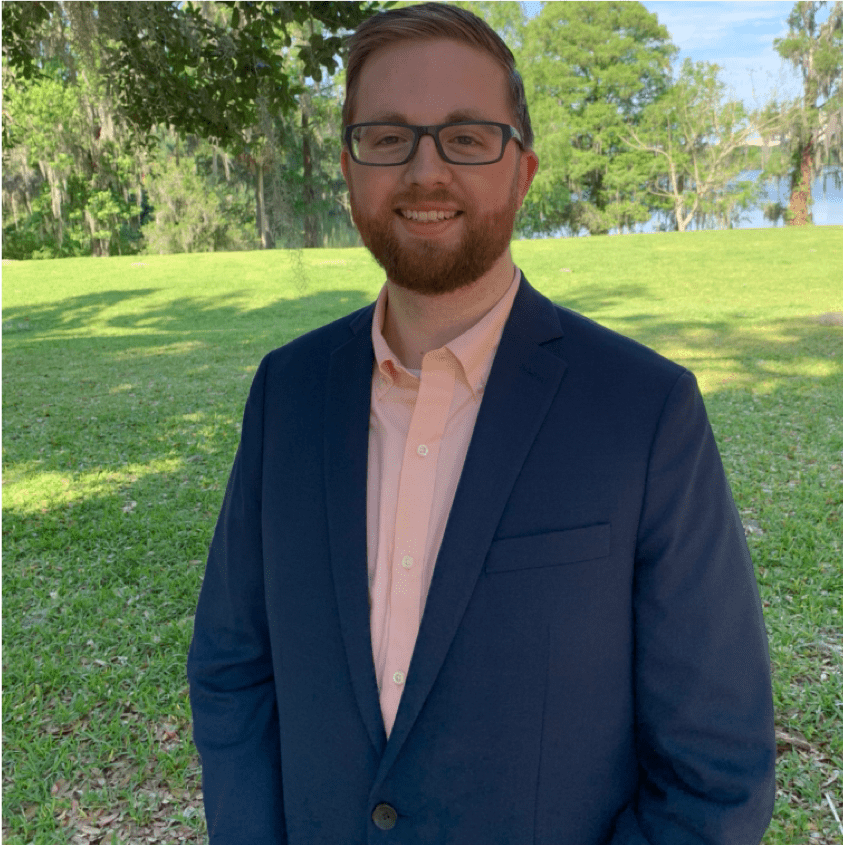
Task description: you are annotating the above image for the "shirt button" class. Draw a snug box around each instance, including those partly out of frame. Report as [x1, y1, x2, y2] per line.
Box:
[417, 444, 429, 457]
[393, 671, 405, 685]
[401, 555, 414, 569]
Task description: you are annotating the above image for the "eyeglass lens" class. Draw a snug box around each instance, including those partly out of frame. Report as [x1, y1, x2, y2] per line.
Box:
[351, 123, 504, 164]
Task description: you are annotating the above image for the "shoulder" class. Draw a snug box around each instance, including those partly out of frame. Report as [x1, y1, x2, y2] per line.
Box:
[515, 274, 687, 396]
[255, 302, 374, 384]
[533, 294, 690, 412]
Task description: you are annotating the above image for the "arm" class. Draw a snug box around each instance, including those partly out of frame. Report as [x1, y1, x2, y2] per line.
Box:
[610, 371, 776, 844]
[186, 357, 286, 844]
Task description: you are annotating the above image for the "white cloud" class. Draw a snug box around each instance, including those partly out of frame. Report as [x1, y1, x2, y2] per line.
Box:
[640, 1, 802, 104]
[644, 1, 790, 35]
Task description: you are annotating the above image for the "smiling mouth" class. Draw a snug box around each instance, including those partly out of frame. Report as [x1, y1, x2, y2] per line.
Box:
[398, 209, 463, 222]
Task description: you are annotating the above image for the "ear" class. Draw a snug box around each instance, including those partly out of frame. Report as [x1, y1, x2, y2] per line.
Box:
[516, 149, 539, 209]
[340, 147, 351, 188]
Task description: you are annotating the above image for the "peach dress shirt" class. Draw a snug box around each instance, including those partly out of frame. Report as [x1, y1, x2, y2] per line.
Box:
[367, 266, 522, 737]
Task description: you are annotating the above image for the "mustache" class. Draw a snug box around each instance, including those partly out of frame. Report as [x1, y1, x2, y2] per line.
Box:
[391, 191, 462, 207]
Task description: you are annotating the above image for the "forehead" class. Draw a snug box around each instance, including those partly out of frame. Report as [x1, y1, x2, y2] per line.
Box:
[354, 38, 511, 124]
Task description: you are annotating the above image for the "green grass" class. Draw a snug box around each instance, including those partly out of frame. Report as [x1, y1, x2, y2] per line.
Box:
[3, 227, 842, 844]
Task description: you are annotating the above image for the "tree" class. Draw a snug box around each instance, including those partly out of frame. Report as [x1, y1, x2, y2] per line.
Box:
[141, 128, 256, 254]
[519, 1, 676, 235]
[774, 0, 843, 225]
[446, 0, 528, 50]
[624, 59, 784, 231]
[3, 1, 390, 248]
[3, 1, 385, 149]
[2, 9, 146, 258]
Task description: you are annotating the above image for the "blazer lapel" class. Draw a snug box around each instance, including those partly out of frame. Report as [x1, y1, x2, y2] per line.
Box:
[323, 276, 567, 771]
[325, 309, 388, 755]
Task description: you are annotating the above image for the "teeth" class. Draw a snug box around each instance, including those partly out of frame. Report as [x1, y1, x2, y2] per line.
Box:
[401, 209, 459, 222]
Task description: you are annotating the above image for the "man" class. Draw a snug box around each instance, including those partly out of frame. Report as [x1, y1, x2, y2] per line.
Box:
[186, 4, 776, 843]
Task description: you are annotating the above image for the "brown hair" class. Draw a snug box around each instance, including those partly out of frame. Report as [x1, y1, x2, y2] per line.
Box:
[342, 2, 534, 150]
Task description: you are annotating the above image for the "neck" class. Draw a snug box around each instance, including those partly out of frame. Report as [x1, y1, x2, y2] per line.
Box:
[383, 250, 515, 371]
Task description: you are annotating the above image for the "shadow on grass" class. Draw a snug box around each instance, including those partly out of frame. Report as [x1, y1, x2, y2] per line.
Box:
[1, 285, 375, 342]
[2, 279, 841, 843]
[4, 277, 840, 357]
[2, 288, 161, 334]
[616, 313, 840, 389]
[3, 278, 840, 569]
[544, 284, 842, 394]
[3, 275, 841, 513]
[3, 282, 841, 493]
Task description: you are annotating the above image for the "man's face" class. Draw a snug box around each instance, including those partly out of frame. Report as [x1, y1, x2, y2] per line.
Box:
[341, 38, 538, 297]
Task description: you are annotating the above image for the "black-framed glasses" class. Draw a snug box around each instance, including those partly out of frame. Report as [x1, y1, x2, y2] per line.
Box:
[345, 121, 524, 166]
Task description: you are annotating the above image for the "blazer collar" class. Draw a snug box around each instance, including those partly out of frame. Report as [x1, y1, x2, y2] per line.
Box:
[325, 273, 566, 767]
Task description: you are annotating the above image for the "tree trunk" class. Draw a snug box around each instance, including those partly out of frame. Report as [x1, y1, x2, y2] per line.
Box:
[674, 201, 688, 232]
[787, 137, 813, 226]
[302, 110, 318, 247]
[667, 169, 684, 231]
[255, 164, 275, 249]
[254, 165, 262, 241]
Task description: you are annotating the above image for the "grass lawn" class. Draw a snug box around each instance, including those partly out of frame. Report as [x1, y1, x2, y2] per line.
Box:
[3, 226, 842, 844]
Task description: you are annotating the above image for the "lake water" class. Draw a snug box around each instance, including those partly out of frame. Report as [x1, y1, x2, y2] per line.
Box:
[545, 167, 843, 236]
[738, 168, 843, 228]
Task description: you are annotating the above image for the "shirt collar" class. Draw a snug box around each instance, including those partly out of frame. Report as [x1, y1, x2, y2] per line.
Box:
[371, 265, 521, 399]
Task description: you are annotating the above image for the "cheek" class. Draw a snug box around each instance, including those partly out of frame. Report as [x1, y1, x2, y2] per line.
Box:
[355, 173, 397, 209]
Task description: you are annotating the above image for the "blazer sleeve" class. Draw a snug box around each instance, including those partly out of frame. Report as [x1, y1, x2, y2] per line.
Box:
[186, 356, 286, 845]
[609, 371, 776, 844]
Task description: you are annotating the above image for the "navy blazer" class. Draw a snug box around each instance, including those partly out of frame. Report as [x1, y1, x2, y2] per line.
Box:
[187, 273, 776, 844]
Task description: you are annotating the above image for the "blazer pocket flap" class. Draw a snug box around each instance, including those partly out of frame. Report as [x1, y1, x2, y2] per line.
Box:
[485, 523, 611, 573]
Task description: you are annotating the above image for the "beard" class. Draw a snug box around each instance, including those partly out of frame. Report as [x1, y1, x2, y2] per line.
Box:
[349, 169, 521, 297]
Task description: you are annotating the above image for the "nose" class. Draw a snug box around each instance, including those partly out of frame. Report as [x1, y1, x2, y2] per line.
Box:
[403, 133, 452, 186]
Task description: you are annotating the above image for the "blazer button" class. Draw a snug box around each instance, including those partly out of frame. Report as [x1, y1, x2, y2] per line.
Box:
[372, 803, 398, 830]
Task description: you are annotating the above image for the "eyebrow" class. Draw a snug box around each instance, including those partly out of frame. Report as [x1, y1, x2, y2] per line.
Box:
[364, 109, 493, 124]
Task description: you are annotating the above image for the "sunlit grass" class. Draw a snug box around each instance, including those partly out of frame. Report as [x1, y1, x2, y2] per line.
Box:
[3, 227, 842, 844]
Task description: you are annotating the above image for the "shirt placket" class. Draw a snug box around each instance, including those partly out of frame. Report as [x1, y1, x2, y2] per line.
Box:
[381, 352, 456, 726]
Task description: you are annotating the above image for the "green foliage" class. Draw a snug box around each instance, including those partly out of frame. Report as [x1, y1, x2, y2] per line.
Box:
[2, 1, 381, 256]
[2, 65, 143, 257]
[519, 1, 676, 235]
[0, 1, 56, 81]
[775, 1, 843, 107]
[276, 42, 361, 248]
[627, 59, 782, 231]
[2, 212, 81, 260]
[1, 193, 141, 261]
[3, 70, 78, 160]
[2, 1, 390, 152]
[436, 1, 529, 49]
[2, 0, 397, 146]
[3, 0, 396, 254]
[141, 132, 256, 254]
[4, 0, 835, 256]
[773, 1, 843, 220]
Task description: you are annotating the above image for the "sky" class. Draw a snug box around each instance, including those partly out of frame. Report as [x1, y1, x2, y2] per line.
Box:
[523, 1, 805, 108]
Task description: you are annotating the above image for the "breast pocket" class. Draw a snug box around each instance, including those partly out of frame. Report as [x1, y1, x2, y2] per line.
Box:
[485, 523, 611, 573]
